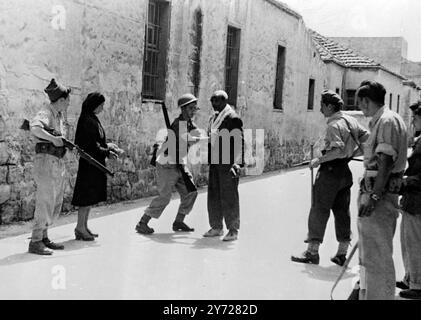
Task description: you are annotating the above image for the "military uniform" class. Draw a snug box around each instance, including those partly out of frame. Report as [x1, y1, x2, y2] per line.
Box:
[29, 79, 71, 255]
[307, 112, 369, 245]
[144, 114, 198, 220]
[136, 94, 199, 234]
[358, 106, 408, 300]
[30, 105, 67, 243]
[292, 90, 369, 266]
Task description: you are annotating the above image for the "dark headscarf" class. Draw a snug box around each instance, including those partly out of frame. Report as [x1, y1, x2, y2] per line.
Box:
[81, 92, 105, 115]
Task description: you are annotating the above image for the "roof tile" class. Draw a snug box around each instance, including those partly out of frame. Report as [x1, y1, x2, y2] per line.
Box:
[310, 30, 381, 68]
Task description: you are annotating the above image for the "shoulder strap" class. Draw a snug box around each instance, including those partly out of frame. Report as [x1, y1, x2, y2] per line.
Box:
[339, 116, 364, 156]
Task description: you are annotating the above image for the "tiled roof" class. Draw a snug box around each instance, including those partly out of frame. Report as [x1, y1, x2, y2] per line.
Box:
[310, 30, 407, 80]
[310, 30, 380, 68]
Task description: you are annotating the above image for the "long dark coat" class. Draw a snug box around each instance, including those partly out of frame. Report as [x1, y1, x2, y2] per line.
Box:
[72, 97, 109, 207]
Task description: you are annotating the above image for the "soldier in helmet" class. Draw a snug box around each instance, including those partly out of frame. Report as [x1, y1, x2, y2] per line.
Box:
[136, 94, 202, 234]
[28, 79, 71, 255]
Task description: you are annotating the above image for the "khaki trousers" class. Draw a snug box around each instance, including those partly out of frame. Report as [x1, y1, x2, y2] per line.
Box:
[31, 154, 66, 242]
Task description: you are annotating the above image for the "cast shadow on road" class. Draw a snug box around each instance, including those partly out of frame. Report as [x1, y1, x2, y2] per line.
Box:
[302, 264, 356, 282]
[140, 233, 235, 251]
[0, 240, 100, 267]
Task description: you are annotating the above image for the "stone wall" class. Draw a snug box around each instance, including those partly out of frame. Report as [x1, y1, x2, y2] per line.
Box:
[0, 0, 330, 223]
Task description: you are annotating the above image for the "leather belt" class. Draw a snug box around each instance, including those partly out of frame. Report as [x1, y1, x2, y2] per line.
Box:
[35, 142, 66, 158]
[360, 171, 404, 194]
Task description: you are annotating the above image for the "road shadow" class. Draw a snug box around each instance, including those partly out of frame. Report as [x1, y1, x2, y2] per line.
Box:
[137, 232, 235, 251]
[190, 237, 235, 251]
[58, 239, 101, 252]
[0, 251, 64, 267]
[143, 232, 193, 246]
[0, 240, 100, 267]
[301, 264, 356, 282]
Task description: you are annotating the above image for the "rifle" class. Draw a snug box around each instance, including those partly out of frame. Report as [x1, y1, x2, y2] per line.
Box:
[291, 158, 363, 168]
[151, 102, 197, 193]
[330, 242, 359, 300]
[21, 119, 114, 177]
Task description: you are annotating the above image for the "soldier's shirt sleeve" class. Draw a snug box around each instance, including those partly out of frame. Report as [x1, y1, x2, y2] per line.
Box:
[357, 124, 370, 143]
[30, 110, 50, 129]
[171, 118, 190, 142]
[324, 124, 345, 151]
[375, 119, 399, 161]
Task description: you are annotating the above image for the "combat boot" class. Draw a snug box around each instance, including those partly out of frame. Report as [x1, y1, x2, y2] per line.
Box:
[399, 289, 421, 300]
[331, 254, 346, 266]
[135, 222, 154, 235]
[291, 251, 320, 265]
[28, 241, 53, 256]
[172, 221, 194, 232]
[42, 238, 64, 250]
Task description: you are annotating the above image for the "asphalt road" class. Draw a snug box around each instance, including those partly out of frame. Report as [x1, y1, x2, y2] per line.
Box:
[0, 162, 406, 299]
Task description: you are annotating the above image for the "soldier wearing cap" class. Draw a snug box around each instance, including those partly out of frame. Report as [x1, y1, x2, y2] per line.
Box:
[136, 93, 201, 234]
[291, 90, 369, 266]
[203, 90, 244, 242]
[28, 78, 71, 255]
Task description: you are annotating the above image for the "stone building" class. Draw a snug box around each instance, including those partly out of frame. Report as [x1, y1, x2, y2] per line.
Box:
[0, 0, 330, 223]
[312, 31, 421, 126]
[331, 36, 421, 89]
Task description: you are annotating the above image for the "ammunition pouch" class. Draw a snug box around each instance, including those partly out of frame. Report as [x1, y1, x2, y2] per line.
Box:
[35, 142, 66, 159]
[360, 170, 404, 194]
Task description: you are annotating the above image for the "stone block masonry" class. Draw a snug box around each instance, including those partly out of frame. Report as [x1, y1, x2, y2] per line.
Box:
[0, 0, 331, 223]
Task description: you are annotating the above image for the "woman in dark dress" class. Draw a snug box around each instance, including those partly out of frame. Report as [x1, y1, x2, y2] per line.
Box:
[72, 92, 121, 241]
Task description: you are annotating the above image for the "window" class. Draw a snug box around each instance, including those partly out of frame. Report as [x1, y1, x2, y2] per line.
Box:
[345, 89, 358, 111]
[397, 95, 400, 113]
[225, 26, 241, 107]
[336, 88, 340, 94]
[189, 8, 203, 97]
[307, 79, 315, 110]
[389, 93, 393, 109]
[273, 45, 286, 110]
[142, 0, 170, 100]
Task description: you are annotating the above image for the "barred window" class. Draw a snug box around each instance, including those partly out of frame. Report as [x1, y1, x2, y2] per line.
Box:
[142, 0, 170, 100]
